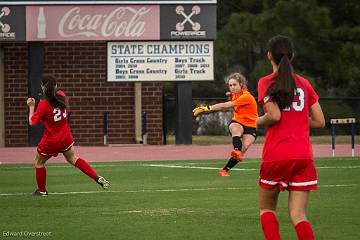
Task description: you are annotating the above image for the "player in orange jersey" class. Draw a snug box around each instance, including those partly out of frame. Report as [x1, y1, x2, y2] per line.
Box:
[193, 72, 258, 176]
[27, 75, 110, 196]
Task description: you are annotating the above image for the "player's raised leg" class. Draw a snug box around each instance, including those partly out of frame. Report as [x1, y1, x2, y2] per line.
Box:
[63, 146, 110, 189]
[241, 134, 256, 155]
[219, 122, 244, 176]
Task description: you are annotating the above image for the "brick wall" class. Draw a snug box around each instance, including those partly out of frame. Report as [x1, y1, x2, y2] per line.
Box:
[3, 42, 28, 147]
[2, 42, 163, 146]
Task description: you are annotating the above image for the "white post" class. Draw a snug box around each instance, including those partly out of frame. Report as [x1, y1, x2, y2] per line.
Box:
[134, 82, 142, 143]
[104, 135, 107, 145]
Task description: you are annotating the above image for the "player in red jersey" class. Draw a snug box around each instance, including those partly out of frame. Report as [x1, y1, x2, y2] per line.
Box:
[193, 73, 258, 176]
[27, 75, 110, 196]
[256, 35, 325, 240]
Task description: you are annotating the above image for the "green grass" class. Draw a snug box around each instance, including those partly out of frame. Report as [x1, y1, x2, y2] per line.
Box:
[167, 135, 360, 145]
[0, 157, 359, 239]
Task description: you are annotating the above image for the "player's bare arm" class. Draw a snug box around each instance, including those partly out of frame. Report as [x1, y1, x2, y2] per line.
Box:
[309, 102, 325, 128]
[256, 101, 281, 128]
[27, 98, 36, 126]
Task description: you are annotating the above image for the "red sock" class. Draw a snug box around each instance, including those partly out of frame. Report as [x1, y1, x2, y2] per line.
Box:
[295, 221, 314, 240]
[35, 167, 47, 192]
[75, 158, 97, 179]
[260, 212, 280, 240]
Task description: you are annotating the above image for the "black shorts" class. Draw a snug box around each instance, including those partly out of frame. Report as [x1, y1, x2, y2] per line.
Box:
[229, 120, 258, 139]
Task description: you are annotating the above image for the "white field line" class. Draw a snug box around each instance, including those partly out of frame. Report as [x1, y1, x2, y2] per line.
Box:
[143, 164, 257, 171]
[0, 157, 358, 167]
[317, 166, 360, 169]
[0, 187, 254, 196]
[0, 184, 358, 197]
[1, 162, 360, 170]
[0, 164, 134, 170]
[143, 164, 360, 171]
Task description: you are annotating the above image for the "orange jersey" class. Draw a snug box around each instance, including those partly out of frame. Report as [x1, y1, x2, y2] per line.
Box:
[231, 90, 258, 128]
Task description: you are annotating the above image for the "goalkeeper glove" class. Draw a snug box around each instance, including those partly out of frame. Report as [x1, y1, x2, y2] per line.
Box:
[193, 105, 211, 117]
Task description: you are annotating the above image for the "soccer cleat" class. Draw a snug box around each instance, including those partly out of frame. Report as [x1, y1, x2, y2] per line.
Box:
[231, 149, 243, 161]
[96, 176, 110, 190]
[218, 168, 229, 177]
[32, 189, 48, 197]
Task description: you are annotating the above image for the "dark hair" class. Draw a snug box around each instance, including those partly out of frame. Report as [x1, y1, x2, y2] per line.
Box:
[41, 75, 68, 109]
[266, 35, 296, 109]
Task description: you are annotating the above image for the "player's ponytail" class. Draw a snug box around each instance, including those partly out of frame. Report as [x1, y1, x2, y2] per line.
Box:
[266, 35, 296, 110]
[42, 75, 68, 109]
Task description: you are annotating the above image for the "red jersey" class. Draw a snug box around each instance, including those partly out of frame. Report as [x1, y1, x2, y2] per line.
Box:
[31, 91, 73, 156]
[257, 73, 319, 162]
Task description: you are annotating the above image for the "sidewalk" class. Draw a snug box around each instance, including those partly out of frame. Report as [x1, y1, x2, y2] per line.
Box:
[0, 144, 358, 164]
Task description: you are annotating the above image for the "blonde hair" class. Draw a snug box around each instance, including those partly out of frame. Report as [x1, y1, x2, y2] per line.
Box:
[225, 72, 248, 86]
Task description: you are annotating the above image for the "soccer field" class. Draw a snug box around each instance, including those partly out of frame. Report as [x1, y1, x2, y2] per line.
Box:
[1, 157, 359, 240]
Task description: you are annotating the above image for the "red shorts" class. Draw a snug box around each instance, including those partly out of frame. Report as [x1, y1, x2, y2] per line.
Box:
[259, 159, 317, 191]
[37, 134, 74, 157]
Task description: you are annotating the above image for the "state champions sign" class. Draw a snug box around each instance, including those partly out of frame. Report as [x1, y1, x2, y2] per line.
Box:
[107, 41, 214, 81]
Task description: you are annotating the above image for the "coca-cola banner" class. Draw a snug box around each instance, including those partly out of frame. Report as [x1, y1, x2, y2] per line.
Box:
[0, 6, 26, 41]
[26, 5, 160, 41]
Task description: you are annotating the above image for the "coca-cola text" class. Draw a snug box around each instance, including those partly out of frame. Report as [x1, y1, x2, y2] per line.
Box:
[58, 7, 150, 38]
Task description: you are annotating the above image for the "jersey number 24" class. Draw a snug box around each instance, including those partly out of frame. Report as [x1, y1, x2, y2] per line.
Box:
[53, 108, 67, 122]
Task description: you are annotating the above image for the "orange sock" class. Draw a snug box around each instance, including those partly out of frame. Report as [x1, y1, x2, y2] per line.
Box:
[295, 221, 314, 240]
[260, 212, 280, 240]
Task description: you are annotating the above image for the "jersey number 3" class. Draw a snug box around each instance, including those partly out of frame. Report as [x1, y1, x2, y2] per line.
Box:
[53, 108, 67, 122]
[283, 88, 305, 112]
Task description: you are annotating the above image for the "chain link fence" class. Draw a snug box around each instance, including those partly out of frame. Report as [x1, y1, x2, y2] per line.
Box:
[163, 97, 360, 143]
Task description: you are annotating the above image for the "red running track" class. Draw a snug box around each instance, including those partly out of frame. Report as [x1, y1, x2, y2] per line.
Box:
[0, 144, 358, 164]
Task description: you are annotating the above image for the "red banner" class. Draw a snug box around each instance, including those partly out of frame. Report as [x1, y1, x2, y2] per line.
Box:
[26, 5, 160, 41]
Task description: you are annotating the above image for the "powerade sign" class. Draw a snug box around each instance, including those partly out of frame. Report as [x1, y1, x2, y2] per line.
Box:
[160, 4, 216, 40]
[0, 6, 26, 41]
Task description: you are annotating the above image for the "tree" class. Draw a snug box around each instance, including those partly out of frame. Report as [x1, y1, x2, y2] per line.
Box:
[215, 0, 335, 94]
[217, 0, 263, 29]
[215, 0, 360, 97]
[317, 0, 360, 96]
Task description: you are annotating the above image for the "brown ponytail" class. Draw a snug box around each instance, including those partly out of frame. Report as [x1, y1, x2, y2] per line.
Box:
[42, 75, 68, 109]
[266, 35, 296, 109]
